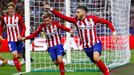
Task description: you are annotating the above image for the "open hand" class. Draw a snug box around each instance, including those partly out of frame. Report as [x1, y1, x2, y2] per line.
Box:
[0, 36, 3, 41]
[43, 2, 51, 10]
[70, 29, 74, 34]
[112, 32, 118, 43]
[17, 35, 26, 41]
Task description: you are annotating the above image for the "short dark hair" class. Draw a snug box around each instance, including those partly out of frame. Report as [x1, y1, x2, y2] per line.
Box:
[7, 2, 16, 9]
[77, 6, 88, 12]
[42, 12, 51, 19]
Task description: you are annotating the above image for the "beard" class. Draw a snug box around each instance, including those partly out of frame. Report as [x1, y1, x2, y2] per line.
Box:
[76, 15, 83, 20]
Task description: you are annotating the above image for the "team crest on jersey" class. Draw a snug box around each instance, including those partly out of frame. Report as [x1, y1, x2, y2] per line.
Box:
[7, 24, 17, 27]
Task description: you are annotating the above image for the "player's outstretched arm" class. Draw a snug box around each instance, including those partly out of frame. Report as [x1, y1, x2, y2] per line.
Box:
[44, 3, 76, 24]
[18, 25, 42, 41]
[92, 16, 115, 32]
[95, 16, 118, 42]
[55, 22, 74, 34]
[26, 25, 43, 40]
[0, 17, 5, 41]
[58, 25, 74, 34]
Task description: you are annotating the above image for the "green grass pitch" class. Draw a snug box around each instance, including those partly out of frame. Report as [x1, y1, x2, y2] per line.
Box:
[0, 50, 134, 75]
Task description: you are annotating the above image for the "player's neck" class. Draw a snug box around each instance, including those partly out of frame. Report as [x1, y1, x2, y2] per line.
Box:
[8, 13, 15, 17]
[46, 21, 52, 27]
[46, 23, 51, 27]
[80, 15, 87, 21]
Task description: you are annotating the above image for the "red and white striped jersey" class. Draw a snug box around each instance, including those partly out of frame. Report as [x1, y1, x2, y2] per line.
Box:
[26, 21, 71, 47]
[51, 9, 115, 48]
[0, 13, 26, 42]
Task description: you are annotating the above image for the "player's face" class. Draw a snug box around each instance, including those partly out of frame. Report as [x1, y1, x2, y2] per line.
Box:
[44, 17, 52, 25]
[76, 9, 85, 20]
[7, 6, 15, 16]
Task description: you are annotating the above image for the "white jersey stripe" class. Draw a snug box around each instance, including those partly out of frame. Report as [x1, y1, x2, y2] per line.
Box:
[12, 16, 17, 41]
[81, 22, 85, 42]
[13, 27, 17, 41]
[16, 17, 20, 37]
[90, 19, 95, 45]
[91, 28, 95, 45]
[50, 25, 54, 47]
[8, 17, 13, 41]
[46, 27, 51, 47]
[85, 19, 90, 47]
[57, 33, 61, 44]
[52, 25, 57, 46]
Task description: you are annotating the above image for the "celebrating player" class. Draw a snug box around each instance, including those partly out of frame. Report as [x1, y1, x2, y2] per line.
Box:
[18, 12, 73, 75]
[0, 2, 26, 75]
[44, 4, 117, 75]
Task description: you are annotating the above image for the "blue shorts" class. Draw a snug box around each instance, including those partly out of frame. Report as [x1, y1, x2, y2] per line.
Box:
[8, 41, 23, 53]
[84, 42, 102, 63]
[48, 44, 64, 62]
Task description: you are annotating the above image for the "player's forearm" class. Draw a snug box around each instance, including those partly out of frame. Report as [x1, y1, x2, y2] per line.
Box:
[99, 18, 115, 32]
[25, 35, 34, 40]
[105, 22, 117, 35]
[61, 26, 71, 32]
[25, 33, 37, 40]
[20, 29, 26, 37]
[57, 24, 71, 32]
[20, 21, 26, 37]
[25, 30, 40, 40]
[107, 22, 115, 32]
[50, 9, 76, 23]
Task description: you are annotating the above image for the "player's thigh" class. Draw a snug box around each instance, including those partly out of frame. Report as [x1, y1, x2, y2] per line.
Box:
[84, 48, 93, 57]
[93, 42, 102, 61]
[8, 41, 17, 53]
[93, 51, 101, 62]
[56, 44, 64, 56]
[57, 56, 63, 63]
[84, 48, 95, 62]
[48, 47, 57, 62]
[16, 41, 23, 54]
[93, 42, 102, 55]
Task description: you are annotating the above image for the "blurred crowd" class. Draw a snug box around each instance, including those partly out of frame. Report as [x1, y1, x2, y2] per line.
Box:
[130, 0, 134, 35]
[0, 0, 24, 17]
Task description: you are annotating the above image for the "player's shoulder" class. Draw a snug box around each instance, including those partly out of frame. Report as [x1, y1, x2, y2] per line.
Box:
[52, 21, 59, 24]
[15, 13, 23, 18]
[1, 15, 7, 19]
[52, 21, 60, 26]
[87, 15, 99, 19]
[87, 15, 100, 21]
[40, 23, 46, 27]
